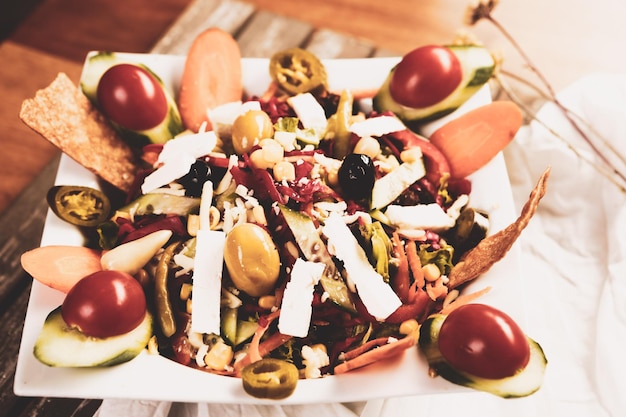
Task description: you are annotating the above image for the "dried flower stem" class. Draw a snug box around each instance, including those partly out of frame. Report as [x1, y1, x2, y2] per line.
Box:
[494, 73, 626, 193]
[499, 69, 626, 170]
[472, 5, 626, 192]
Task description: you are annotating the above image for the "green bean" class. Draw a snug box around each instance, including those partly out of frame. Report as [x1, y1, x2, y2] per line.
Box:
[154, 241, 180, 337]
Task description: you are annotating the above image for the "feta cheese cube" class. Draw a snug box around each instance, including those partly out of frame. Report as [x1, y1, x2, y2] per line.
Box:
[278, 258, 325, 337]
[322, 213, 401, 320]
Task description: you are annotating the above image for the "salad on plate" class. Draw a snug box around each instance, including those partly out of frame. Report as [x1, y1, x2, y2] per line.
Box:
[17, 28, 548, 402]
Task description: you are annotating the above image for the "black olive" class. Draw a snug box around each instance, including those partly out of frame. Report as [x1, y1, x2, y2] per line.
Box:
[338, 153, 376, 200]
[178, 160, 211, 197]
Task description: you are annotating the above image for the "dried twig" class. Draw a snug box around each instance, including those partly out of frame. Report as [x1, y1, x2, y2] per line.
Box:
[464, 0, 626, 192]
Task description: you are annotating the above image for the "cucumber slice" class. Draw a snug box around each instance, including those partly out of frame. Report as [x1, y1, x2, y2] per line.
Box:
[116, 193, 201, 216]
[34, 307, 153, 367]
[278, 205, 356, 312]
[80, 51, 184, 146]
[221, 307, 258, 346]
[418, 314, 547, 398]
[221, 307, 238, 345]
[234, 320, 258, 345]
[372, 44, 495, 127]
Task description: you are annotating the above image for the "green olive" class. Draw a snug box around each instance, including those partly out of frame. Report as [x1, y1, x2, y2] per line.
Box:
[223, 223, 281, 297]
[231, 110, 274, 155]
[241, 358, 299, 399]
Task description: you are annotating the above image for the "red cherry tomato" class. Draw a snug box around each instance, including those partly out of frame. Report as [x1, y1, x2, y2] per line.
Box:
[97, 63, 168, 131]
[438, 304, 530, 379]
[61, 270, 147, 338]
[389, 45, 462, 109]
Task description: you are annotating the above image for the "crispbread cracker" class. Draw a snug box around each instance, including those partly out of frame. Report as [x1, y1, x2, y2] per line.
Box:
[448, 167, 551, 289]
[19, 72, 139, 193]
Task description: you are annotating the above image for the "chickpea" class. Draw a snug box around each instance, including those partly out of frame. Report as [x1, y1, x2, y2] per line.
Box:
[273, 161, 296, 182]
[249, 139, 284, 170]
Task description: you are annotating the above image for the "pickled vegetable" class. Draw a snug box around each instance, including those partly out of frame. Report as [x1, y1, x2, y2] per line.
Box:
[269, 48, 328, 95]
[223, 223, 281, 297]
[47, 185, 111, 228]
[241, 358, 299, 399]
[231, 110, 274, 155]
[338, 153, 376, 201]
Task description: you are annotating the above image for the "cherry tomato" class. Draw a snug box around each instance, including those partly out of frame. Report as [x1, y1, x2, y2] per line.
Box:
[389, 45, 462, 109]
[61, 270, 147, 338]
[438, 303, 530, 379]
[97, 63, 168, 131]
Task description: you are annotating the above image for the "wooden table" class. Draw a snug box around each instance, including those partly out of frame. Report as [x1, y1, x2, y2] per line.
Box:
[1, 0, 624, 415]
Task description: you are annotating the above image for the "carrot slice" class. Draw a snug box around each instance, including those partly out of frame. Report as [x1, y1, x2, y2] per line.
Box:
[428, 101, 523, 179]
[178, 28, 243, 132]
[21, 245, 102, 293]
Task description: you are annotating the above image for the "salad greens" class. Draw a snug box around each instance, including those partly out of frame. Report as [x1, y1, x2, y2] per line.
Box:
[80, 50, 491, 380]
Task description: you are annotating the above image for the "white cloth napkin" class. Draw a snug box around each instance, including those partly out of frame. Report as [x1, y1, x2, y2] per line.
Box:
[94, 73, 626, 417]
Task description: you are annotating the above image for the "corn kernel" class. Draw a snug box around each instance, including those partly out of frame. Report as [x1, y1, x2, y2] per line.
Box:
[204, 339, 234, 371]
[180, 282, 193, 301]
[209, 206, 221, 230]
[147, 335, 159, 355]
[353, 136, 381, 159]
[249, 206, 264, 226]
[422, 263, 441, 282]
[400, 147, 423, 163]
[258, 295, 277, 310]
[187, 214, 200, 236]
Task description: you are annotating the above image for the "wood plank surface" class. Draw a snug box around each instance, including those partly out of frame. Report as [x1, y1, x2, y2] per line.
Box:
[5, 0, 626, 216]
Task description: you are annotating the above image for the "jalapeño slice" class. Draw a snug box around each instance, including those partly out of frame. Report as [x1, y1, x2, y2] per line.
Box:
[47, 185, 111, 228]
[241, 358, 299, 399]
[269, 47, 328, 95]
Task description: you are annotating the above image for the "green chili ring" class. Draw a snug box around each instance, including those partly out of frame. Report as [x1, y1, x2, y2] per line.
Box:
[269, 47, 328, 95]
[46, 185, 111, 228]
[241, 358, 299, 399]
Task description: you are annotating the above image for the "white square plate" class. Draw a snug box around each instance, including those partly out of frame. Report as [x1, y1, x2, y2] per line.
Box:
[15, 53, 522, 404]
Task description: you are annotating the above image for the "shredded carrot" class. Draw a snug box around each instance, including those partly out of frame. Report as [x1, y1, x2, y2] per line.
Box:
[439, 286, 492, 315]
[405, 239, 424, 289]
[341, 336, 391, 361]
[385, 289, 431, 323]
[334, 333, 417, 375]
[425, 277, 448, 301]
[233, 309, 282, 372]
[391, 232, 410, 303]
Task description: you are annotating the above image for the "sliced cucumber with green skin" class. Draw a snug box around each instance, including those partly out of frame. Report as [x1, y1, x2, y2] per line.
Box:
[372, 45, 495, 127]
[278, 205, 356, 313]
[34, 307, 153, 367]
[117, 193, 201, 216]
[80, 51, 184, 147]
[221, 307, 258, 346]
[418, 314, 547, 398]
